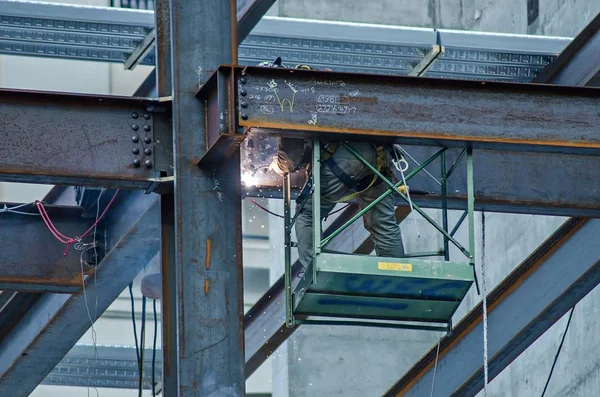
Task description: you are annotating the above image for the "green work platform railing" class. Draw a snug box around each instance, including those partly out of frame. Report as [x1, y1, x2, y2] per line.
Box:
[283, 140, 476, 332]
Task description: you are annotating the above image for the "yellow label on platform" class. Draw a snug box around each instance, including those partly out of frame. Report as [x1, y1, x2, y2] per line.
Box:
[377, 262, 412, 272]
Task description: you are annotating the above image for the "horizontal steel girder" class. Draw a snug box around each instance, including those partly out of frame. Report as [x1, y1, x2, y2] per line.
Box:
[0, 191, 159, 397]
[384, 218, 600, 396]
[243, 143, 600, 218]
[0, 89, 171, 189]
[231, 66, 600, 154]
[0, 204, 96, 293]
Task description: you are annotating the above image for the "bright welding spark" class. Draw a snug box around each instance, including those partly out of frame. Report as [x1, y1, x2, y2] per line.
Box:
[241, 172, 259, 187]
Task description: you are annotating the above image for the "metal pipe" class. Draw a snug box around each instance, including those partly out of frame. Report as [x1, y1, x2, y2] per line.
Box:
[450, 210, 469, 237]
[403, 250, 445, 258]
[445, 148, 467, 180]
[441, 151, 449, 261]
[312, 140, 321, 283]
[298, 319, 448, 332]
[283, 173, 294, 328]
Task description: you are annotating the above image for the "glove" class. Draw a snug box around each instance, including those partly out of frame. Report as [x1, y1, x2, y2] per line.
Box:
[268, 156, 285, 176]
[397, 185, 408, 195]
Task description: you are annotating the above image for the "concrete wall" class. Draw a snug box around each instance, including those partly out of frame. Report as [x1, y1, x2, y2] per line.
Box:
[271, 0, 599, 36]
[267, 1, 600, 397]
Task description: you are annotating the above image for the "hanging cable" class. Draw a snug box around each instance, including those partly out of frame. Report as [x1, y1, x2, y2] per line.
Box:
[248, 197, 350, 218]
[129, 283, 141, 367]
[152, 299, 158, 397]
[248, 198, 284, 218]
[430, 338, 441, 397]
[35, 189, 119, 256]
[482, 212, 489, 396]
[138, 296, 147, 397]
[0, 202, 42, 216]
[81, 189, 105, 397]
[541, 307, 575, 397]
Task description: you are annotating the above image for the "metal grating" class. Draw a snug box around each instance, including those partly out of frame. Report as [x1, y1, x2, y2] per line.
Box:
[0, 1, 572, 82]
[43, 344, 160, 390]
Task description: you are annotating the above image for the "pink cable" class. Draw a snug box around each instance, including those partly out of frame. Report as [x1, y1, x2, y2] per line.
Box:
[35, 189, 120, 256]
[36, 202, 71, 243]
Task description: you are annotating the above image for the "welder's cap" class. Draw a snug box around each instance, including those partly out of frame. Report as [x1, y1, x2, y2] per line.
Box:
[258, 56, 285, 68]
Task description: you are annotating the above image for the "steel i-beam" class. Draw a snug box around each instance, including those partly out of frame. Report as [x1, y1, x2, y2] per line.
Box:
[0, 89, 171, 189]
[169, 0, 245, 395]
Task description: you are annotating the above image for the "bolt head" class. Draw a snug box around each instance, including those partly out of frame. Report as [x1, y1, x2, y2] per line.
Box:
[133, 159, 141, 167]
[240, 89, 247, 96]
[145, 160, 153, 168]
[240, 77, 247, 84]
[241, 113, 249, 120]
[132, 136, 139, 143]
[144, 137, 152, 144]
[132, 112, 139, 119]
[133, 148, 140, 155]
[132, 124, 139, 131]
[145, 148, 152, 155]
[143, 113, 151, 120]
[144, 125, 151, 132]
[241, 102, 248, 108]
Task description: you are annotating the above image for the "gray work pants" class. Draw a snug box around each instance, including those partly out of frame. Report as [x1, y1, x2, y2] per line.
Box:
[295, 142, 405, 267]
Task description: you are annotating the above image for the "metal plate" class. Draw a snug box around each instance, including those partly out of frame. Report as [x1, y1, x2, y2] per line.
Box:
[296, 253, 473, 299]
[292, 253, 473, 323]
[294, 292, 460, 323]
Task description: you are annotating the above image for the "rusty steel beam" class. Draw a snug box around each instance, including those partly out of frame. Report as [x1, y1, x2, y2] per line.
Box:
[233, 66, 600, 153]
[0, 204, 97, 293]
[383, 218, 600, 397]
[534, 12, 600, 86]
[168, 0, 245, 395]
[236, 0, 277, 42]
[0, 191, 160, 397]
[0, 89, 171, 189]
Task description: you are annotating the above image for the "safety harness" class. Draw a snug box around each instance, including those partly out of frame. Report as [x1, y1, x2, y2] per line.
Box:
[320, 141, 388, 203]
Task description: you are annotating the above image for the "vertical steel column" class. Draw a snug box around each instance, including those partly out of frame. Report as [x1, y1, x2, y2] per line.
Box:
[467, 146, 480, 294]
[283, 173, 294, 328]
[312, 140, 321, 283]
[154, 0, 177, 395]
[441, 151, 449, 261]
[169, 0, 244, 396]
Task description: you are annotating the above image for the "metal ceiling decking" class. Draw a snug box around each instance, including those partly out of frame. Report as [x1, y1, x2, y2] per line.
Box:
[0, 1, 571, 82]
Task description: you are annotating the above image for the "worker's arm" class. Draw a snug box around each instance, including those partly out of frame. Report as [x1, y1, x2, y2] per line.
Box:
[269, 138, 310, 175]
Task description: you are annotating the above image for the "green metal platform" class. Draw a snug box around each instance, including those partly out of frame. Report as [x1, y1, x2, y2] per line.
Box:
[293, 253, 474, 324]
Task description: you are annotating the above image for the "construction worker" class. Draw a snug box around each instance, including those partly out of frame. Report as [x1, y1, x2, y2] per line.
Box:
[259, 57, 406, 267]
[269, 137, 406, 268]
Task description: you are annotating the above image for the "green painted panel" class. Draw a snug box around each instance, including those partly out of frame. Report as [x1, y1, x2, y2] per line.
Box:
[296, 253, 473, 300]
[294, 292, 459, 323]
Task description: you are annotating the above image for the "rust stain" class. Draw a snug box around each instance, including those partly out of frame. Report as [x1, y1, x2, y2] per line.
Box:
[229, 0, 238, 64]
[348, 96, 378, 104]
[204, 279, 209, 295]
[206, 238, 211, 269]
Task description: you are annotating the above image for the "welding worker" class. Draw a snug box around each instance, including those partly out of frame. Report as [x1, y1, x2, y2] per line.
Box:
[269, 138, 406, 268]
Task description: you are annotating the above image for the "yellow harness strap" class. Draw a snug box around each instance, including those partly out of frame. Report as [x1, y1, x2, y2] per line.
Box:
[321, 143, 388, 204]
